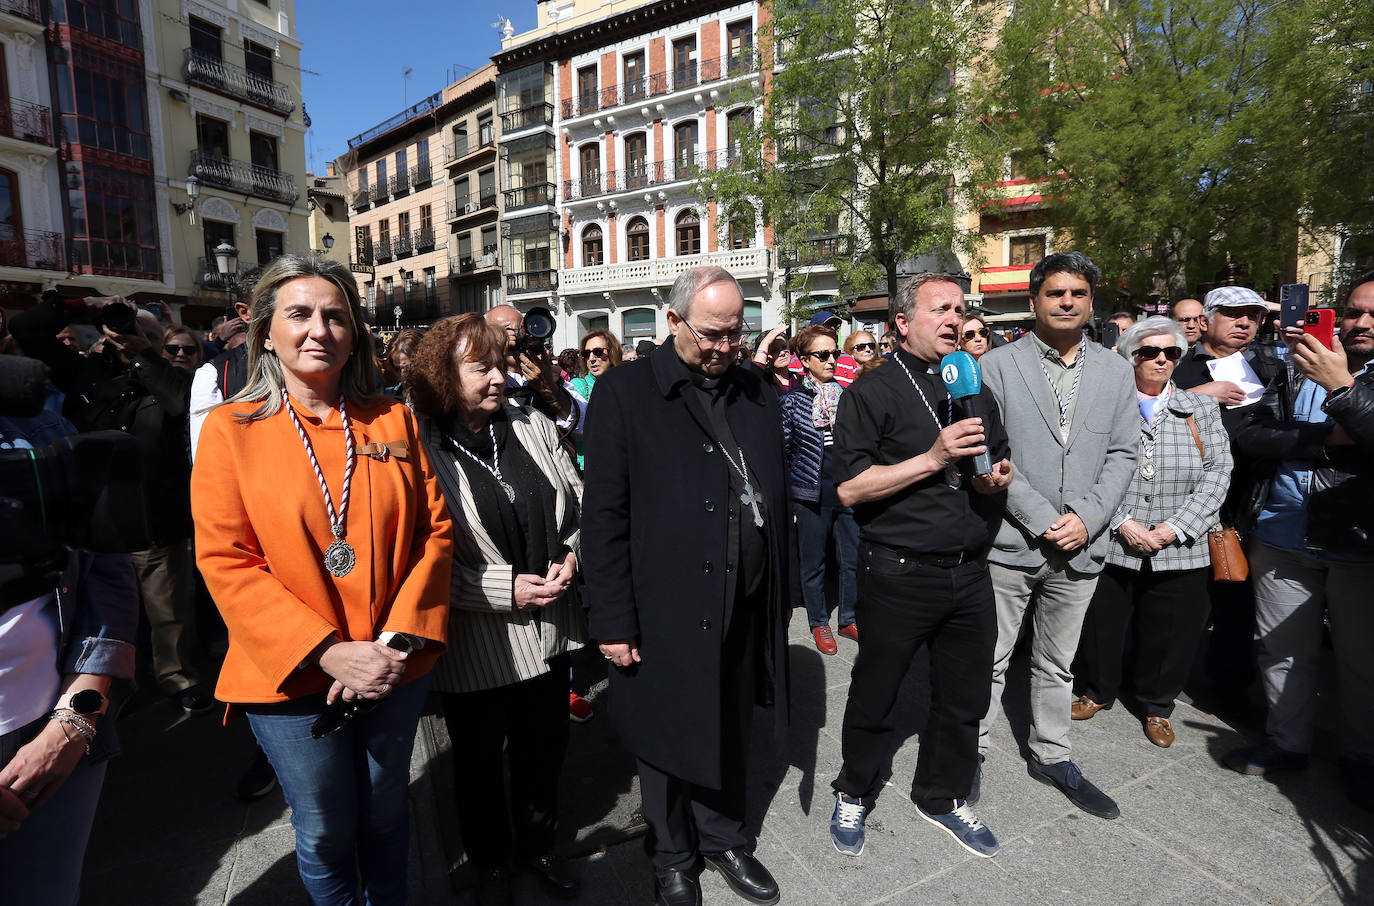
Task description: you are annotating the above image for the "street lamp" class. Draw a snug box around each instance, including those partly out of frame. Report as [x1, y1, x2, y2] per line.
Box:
[322, 232, 335, 251]
[173, 175, 200, 224]
[214, 240, 239, 310]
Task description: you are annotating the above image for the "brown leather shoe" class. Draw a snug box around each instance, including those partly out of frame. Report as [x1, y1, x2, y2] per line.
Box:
[1070, 695, 1113, 720]
[1144, 716, 1175, 748]
[812, 625, 838, 655]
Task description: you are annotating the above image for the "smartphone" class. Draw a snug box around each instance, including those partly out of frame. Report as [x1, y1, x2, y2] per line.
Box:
[1100, 322, 1120, 349]
[1280, 283, 1309, 332]
[1303, 308, 1336, 350]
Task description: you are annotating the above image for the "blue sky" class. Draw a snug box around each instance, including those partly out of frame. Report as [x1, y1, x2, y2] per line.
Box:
[296, 0, 540, 173]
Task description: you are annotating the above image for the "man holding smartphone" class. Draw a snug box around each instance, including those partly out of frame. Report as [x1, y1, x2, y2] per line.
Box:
[1227, 271, 1374, 811]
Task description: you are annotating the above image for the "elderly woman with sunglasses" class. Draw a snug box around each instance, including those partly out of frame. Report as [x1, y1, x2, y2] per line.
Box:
[844, 331, 879, 367]
[779, 324, 860, 654]
[571, 330, 622, 471]
[1070, 316, 1232, 748]
[960, 315, 992, 359]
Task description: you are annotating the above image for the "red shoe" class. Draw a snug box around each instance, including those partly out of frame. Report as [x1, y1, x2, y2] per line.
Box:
[569, 692, 593, 723]
[837, 623, 858, 643]
[812, 625, 838, 655]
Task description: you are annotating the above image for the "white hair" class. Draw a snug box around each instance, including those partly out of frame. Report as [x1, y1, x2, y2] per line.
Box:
[1117, 315, 1188, 362]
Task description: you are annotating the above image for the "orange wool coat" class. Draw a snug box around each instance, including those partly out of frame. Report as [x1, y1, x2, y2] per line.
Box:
[192, 394, 453, 707]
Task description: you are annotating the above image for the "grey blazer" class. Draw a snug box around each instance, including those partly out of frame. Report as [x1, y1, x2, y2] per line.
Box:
[1107, 387, 1232, 572]
[981, 336, 1139, 574]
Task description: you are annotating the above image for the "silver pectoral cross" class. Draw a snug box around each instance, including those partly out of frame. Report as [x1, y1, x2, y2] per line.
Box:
[741, 482, 765, 528]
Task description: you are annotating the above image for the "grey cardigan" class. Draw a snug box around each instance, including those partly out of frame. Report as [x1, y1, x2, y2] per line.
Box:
[1106, 386, 1232, 571]
[418, 404, 586, 694]
[981, 336, 1140, 574]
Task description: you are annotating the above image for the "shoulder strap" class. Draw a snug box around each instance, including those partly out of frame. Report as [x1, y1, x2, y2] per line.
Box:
[1184, 414, 1204, 462]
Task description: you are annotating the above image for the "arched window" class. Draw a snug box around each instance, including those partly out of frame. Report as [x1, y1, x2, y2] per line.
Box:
[675, 209, 700, 256]
[626, 216, 649, 261]
[580, 143, 601, 195]
[624, 132, 648, 187]
[673, 120, 697, 171]
[582, 224, 603, 266]
[728, 204, 754, 250]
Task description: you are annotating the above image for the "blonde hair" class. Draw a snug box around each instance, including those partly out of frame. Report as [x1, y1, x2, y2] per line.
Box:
[228, 254, 380, 421]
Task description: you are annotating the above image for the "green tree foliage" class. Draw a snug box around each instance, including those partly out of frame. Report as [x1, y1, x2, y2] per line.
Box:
[708, 0, 995, 322]
[972, 0, 1373, 304]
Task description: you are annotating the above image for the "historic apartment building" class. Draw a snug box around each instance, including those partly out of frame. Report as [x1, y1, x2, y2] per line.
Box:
[495, 0, 809, 351]
[343, 63, 501, 334]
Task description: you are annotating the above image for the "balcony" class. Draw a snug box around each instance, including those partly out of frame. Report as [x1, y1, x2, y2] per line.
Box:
[560, 52, 758, 120]
[375, 237, 393, 261]
[783, 235, 850, 267]
[446, 191, 498, 221]
[414, 226, 435, 250]
[444, 135, 496, 166]
[0, 0, 40, 21]
[191, 151, 299, 203]
[562, 150, 730, 202]
[389, 170, 410, 196]
[506, 269, 557, 295]
[182, 48, 295, 117]
[499, 102, 553, 134]
[394, 231, 413, 258]
[196, 256, 258, 292]
[503, 182, 555, 211]
[561, 247, 771, 295]
[351, 187, 370, 209]
[449, 255, 475, 274]
[410, 163, 432, 186]
[0, 97, 52, 146]
[0, 226, 63, 271]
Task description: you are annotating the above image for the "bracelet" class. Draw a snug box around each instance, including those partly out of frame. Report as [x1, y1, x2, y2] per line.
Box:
[49, 710, 94, 756]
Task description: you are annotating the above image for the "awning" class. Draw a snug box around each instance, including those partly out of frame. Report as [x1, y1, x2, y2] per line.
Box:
[849, 296, 889, 314]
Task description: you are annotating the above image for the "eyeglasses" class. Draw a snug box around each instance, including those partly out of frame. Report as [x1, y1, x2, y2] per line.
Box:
[852, 342, 876, 352]
[805, 349, 837, 361]
[962, 328, 991, 341]
[879, 341, 895, 350]
[164, 343, 198, 356]
[1131, 345, 1183, 361]
[581, 347, 610, 360]
[680, 318, 744, 349]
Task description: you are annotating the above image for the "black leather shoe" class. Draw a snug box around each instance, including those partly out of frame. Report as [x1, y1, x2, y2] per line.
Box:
[521, 855, 580, 899]
[1027, 759, 1120, 819]
[703, 848, 779, 905]
[655, 868, 702, 906]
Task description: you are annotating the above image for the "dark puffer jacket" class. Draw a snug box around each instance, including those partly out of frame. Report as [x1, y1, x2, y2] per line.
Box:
[779, 383, 827, 503]
[1235, 360, 1374, 558]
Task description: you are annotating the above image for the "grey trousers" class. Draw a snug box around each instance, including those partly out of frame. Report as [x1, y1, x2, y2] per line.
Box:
[1251, 542, 1374, 758]
[979, 561, 1099, 765]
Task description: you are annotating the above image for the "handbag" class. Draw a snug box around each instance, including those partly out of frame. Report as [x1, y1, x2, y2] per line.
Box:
[1185, 415, 1249, 582]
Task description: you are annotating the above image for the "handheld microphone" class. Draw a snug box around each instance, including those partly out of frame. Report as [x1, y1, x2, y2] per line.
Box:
[939, 351, 993, 476]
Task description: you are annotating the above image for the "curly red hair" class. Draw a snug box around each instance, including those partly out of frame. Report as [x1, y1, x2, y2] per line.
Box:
[406, 314, 507, 417]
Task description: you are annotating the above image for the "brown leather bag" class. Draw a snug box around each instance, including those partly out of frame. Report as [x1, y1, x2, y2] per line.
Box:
[1186, 415, 1249, 582]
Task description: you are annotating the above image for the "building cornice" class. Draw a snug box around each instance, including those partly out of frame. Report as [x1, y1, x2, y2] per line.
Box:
[495, 0, 742, 71]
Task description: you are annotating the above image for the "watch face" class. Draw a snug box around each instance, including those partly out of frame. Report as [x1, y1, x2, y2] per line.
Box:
[70, 689, 104, 715]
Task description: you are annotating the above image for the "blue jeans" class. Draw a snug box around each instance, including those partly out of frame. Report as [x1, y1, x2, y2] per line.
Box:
[793, 499, 860, 629]
[246, 674, 431, 906]
[0, 715, 108, 906]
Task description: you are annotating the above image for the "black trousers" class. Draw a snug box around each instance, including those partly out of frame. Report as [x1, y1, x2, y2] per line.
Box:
[833, 544, 995, 814]
[1073, 563, 1210, 718]
[442, 656, 570, 867]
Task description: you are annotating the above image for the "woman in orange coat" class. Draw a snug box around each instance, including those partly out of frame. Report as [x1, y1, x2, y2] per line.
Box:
[192, 254, 452, 906]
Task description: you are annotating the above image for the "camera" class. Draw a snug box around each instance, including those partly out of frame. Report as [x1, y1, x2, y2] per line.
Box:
[96, 302, 137, 335]
[513, 305, 557, 359]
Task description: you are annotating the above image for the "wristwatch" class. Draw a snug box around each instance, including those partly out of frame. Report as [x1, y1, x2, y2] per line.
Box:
[54, 688, 106, 717]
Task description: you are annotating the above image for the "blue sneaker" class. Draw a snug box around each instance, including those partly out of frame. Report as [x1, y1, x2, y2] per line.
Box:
[830, 792, 867, 856]
[915, 800, 1000, 857]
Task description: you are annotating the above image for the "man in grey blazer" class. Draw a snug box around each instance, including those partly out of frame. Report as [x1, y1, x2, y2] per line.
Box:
[976, 252, 1139, 819]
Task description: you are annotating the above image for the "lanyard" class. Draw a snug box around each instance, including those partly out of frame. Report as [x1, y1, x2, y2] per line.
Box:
[893, 353, 960, 489]
[282, 390, 357, 577]
[1038, 338, 1087, 430]
[453, 423, 516, 503]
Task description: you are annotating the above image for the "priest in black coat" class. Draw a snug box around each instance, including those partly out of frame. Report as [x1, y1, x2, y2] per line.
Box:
[582, 266, 793, 906]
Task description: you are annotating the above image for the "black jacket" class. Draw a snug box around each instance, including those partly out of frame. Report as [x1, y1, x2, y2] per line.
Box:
[580, 342, 794, 788]
[1234, 360, 1374, 557]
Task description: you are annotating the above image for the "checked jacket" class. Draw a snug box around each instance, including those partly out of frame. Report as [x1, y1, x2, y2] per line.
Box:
[1106, 385, 1233, 572]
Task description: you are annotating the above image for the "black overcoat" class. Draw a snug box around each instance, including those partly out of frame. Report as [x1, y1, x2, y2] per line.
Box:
[581, 341, 793, 789]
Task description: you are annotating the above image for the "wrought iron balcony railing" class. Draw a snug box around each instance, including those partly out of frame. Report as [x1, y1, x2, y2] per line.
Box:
[450, 255, 475, 273]
[560, 52, 758, 119]
[447, 192, 499, 220]
[183, 48, 295, 117]
[390, 170, 410, 196]
[499, 102, 552, 134]
[369, 182, 388, 203]
[503, 182, 555, 211]
[374, 237, 393, 261]
[0, 97, 52, 145]
[410, 163, 432, 186]
[562, 150, 730, 201]
[393, 231, 413, 258]
[190, 151, 300, 203]
[444, 135, 497, 165]
[0, 0, 40, 21]
[506, 269, 557, 294]
[351, 187, 370, 209]
[0, 226, 63, 271]
[413, 227, 435, 250]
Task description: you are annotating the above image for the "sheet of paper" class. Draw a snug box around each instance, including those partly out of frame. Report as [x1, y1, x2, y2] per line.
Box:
[1205, 352, 1265, 407]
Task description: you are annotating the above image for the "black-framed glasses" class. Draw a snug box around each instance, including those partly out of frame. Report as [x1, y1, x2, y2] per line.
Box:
[852, 342, 876, 352]
[880, 340, 895, 350]
[805, 349, 837, 361]
[581, 347, 610, 360]
[164, 343, 198, 356]
[1132, 345, 1183, 361]
[680, 318, 744, 349]
[962, 328, 991, 341]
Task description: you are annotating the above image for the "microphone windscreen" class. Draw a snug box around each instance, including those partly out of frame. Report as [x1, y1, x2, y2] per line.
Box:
[940, 351, 981, 399]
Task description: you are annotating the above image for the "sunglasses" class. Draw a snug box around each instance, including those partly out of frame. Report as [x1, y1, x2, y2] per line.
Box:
[962, 328, 991, 341]
[1132, 345, 1183, 361]
[164, 343, 198, 356]
[852, 342, 875, 352]
[581, 347, 610, 360]
[880, 341, 895, 350]
[805, 349, 837, 361]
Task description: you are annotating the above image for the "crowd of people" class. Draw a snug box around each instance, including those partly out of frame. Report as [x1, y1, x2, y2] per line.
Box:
[0, 248, 1370, 906]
